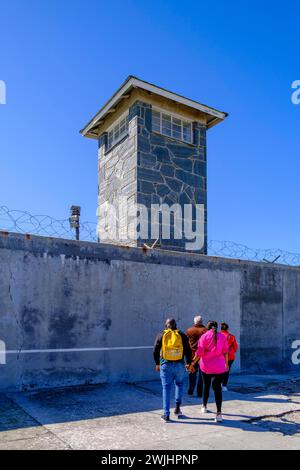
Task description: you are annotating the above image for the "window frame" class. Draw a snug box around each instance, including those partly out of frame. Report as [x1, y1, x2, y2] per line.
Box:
[152, 107, 194, 145]
[106, 111, 129, 151]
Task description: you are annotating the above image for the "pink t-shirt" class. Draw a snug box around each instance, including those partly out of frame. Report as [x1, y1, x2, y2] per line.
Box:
[196, 330, 229, 374]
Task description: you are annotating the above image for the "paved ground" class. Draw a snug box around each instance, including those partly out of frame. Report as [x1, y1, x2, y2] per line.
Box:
[1, 373, 300, 450]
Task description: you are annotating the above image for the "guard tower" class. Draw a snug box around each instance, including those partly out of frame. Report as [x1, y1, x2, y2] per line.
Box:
[80, 76, 227, 253]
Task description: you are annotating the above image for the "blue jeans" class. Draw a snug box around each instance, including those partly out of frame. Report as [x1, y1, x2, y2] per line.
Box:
[160, 362, 185, 417]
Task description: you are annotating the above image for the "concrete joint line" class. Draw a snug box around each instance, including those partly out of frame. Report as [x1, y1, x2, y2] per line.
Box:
[5, 346, 153, 355]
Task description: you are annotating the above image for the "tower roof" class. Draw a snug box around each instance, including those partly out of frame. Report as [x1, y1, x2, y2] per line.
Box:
[80, 76, 228, 139]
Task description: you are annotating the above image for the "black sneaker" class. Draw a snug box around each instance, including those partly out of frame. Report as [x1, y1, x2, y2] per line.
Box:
[161, 415, 170, 422]
[174, 405, 183, 418]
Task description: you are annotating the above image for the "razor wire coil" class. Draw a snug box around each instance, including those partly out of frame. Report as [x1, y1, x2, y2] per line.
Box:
[1, 205, 299, 266]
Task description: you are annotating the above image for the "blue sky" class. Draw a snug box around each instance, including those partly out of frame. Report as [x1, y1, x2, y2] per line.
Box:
[0, 0, 299, 251]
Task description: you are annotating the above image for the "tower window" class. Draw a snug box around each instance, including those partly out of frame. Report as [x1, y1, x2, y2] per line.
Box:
[107, 112, 129, 150]
[152, 108, 193, 144]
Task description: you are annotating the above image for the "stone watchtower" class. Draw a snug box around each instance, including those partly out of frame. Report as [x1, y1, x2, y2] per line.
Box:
[81, 76, 227, 253]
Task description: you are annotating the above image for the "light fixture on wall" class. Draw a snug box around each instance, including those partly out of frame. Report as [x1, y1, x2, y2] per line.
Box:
[69, 205, 81, 241]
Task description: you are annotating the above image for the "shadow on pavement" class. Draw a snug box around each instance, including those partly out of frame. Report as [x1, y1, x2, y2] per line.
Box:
[0, 375, 299, 436]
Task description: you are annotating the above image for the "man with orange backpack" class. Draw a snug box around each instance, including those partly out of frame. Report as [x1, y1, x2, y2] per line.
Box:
[153, 318, 192, 422]
[220, 322, 238, 391]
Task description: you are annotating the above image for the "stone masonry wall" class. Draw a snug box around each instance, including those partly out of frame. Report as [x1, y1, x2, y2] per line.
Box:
[98, 112, 138, 246]
[97, 100, 207, 251]
[135, 101, 207, 253]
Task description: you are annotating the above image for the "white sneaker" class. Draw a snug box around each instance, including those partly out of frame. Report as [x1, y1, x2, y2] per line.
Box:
[201, 405, 208, 413]
[222, 386, 228, 391]
[215, 413, 223, 423]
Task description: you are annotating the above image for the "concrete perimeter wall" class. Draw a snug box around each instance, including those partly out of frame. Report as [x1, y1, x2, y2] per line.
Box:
[0, 232, 299, 391]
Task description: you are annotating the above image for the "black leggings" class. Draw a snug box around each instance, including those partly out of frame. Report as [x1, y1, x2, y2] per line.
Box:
[222, 360, 234, 386]
[202, 372, 223, 413]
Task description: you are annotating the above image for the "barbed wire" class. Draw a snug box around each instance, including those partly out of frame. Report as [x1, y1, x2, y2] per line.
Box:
[0, 206, 98, 242]
[207, 240, 300, 266]
[0, 205, 299, 266]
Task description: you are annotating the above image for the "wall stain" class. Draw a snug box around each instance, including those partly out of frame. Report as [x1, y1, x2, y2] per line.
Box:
[99, 318, 112, 331]
[49, 313, 77, 348]
[21, 306, 42, 336]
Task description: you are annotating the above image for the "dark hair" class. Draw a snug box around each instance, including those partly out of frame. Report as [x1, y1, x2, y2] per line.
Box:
[207, 320, 218, 344]
[221, 322, 229, 331]
[165, 318, 177, 330]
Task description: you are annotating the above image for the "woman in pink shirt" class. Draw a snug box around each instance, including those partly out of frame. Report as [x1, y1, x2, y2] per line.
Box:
[195, 321, 229, 422]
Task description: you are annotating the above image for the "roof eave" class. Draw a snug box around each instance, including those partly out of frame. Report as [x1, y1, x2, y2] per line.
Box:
[206, 115, 228, 129]
[80, 76, 135, 137]
[80, 76, 228, 138]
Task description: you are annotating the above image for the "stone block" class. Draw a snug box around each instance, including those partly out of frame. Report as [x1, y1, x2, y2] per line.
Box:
[172, 157, 193, 172]
[175, 169, 201, 188]
[193, 160, 206, 176]
[138, 193, 152, 207]
[184, 185, 194, 200]
[140, 180, 155, 194]
[122, 154, 137, 172]
[199, 127, 206, 146]
[168, 143, 197, 159]
[150, 133, 165, 146]
[138, 135, 150, 153]
[144, 108, 152, 131]
[152, 146, 170, 163]
[151, 194, 160, 205]
[138, 168, 164, 183]
[165, 177, 182, 193]
[160, 164, 174, 178]
[179, 192, 192, 206]
[156, 184, 170, 197]
[139, 152, 157, 169]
